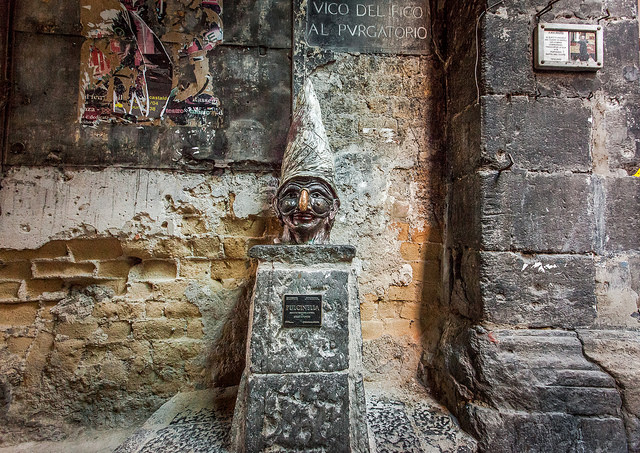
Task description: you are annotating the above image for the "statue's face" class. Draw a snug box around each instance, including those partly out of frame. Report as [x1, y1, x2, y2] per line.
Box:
[275, 177, 339, 243]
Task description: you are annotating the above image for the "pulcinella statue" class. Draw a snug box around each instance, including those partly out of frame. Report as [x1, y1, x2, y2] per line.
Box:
[273, 79, 340, 244]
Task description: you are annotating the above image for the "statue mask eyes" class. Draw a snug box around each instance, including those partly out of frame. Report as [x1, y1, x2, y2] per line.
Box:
[308, 193, 331, 215]
[279, 198, 298, 214]
[278, 185, 334, 216]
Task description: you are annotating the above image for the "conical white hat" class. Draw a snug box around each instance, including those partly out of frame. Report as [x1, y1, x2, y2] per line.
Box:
[278, 79, 338, 198]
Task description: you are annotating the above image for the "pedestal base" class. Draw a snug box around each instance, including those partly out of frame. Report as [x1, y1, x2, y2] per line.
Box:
[231, 245, 369, 452]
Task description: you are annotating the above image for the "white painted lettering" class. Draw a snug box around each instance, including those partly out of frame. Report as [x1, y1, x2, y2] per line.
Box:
[389, 5, 423, 18]
[309, 3, 428, 45]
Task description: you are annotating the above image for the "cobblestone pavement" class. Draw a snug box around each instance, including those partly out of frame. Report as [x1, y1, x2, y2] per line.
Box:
[365, 383, 477, 453]
[115, 382, 477, 453]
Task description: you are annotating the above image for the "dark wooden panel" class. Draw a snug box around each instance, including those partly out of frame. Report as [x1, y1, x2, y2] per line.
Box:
[224, 0, 292, 48]
[13, 0, 81, 35]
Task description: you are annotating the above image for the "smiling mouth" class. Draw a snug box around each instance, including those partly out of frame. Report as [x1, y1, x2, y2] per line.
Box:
[292, 213, 315, 223]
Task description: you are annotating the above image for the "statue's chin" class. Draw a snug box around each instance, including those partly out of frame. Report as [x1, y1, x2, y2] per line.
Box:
[281, 220, 331, 244]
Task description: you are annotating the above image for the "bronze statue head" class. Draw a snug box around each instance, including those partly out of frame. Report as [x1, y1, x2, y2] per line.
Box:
[274, 176, 340, 244]
[274, 80, 340, 244]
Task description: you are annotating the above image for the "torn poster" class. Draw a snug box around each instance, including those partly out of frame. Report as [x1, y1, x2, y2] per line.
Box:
[80, 0, 223, 126]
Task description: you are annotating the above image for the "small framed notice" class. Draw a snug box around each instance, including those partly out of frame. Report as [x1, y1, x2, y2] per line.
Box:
[283, 295, 323, 327]
[535, 23, 603, 71]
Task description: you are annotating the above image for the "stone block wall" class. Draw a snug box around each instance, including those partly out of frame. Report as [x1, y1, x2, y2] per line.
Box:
[429, 0, 640, 451]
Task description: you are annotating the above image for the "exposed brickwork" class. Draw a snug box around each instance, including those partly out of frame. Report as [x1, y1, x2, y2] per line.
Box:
[0, 303, 39, 326]
[0, 0, 446, 443]
[0, 215, 276, 438]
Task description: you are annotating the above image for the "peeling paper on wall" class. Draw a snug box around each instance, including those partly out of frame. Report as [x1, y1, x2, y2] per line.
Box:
[79, 0, 223, 127]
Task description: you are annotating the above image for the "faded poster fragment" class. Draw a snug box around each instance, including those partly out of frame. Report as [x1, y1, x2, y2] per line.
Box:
[80, 0, 223, 126]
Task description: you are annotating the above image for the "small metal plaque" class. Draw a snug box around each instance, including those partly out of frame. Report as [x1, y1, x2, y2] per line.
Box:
[306, 0, 430, 55]
[283, 295, 323, 327]
[535, 23, 603, 71]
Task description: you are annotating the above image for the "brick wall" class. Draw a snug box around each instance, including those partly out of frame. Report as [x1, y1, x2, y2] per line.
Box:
[0, 20, 446, 444]
[0, 0, 447, 444]
[0, 208, 277, 441]
[310, 51, 445, 383]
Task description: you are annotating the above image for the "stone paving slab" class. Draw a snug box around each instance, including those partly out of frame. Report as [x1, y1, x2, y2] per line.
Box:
[365, 383, 477, 453]
[113, 382, 477, 453]
[113, 387, 236, 453]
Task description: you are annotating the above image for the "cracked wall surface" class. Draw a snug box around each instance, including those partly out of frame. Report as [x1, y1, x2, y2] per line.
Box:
[427, 0, 640, 451]
[3, 0, 638, 450]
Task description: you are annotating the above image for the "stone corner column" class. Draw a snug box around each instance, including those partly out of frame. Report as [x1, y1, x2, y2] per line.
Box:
[231, 244, 369, 453]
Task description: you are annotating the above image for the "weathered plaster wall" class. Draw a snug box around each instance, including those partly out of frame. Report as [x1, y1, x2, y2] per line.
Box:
[430, 0, 640, 451]
[0, 0, 445, 444]
[310, 50, 445, 384]
[0, 168, 279, 442]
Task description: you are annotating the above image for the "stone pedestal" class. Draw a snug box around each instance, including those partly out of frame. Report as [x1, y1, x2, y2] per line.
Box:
[231, 245, 369, 452]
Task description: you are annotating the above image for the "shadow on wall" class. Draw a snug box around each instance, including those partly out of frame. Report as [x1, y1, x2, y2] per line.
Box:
[206, 277, 253, 388]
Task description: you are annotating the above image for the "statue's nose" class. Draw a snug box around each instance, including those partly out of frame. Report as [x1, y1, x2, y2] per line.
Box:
[298, 189, 309, 211]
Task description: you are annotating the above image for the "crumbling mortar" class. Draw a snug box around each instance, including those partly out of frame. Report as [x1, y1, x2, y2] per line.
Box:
[482, 248, 597, 257]
[480, 91, 591, 100]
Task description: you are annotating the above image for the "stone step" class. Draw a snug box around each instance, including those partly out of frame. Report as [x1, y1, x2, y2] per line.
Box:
[115, 383, 477, 453]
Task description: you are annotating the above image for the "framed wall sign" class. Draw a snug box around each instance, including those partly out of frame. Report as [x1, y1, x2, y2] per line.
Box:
[535, 23, 603, 71]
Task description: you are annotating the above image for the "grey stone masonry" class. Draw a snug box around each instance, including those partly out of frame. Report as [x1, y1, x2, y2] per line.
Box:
[232, 245, 369, 453]
[438, 0, 640, 451]
[479, 252, 597, 328]
[442, 328, 628, 451]
[451, 172, 596, 253]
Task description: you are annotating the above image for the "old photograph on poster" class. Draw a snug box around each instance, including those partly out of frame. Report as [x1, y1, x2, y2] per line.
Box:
[570, 31, 597, 63]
